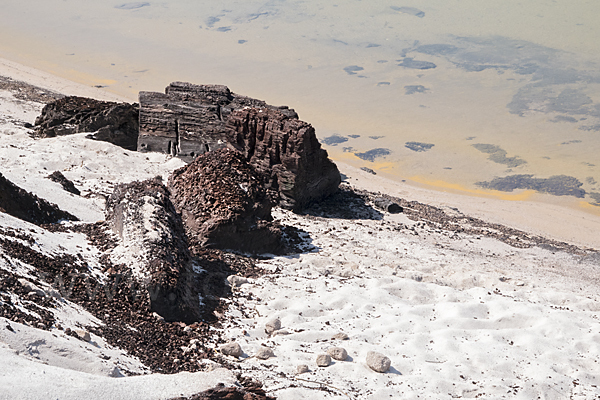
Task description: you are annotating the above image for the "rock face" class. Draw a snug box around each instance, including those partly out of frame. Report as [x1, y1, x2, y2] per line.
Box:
[168, 148, 283, 254]
[226, 108, 341, 211]
[139, 82, 340, 211]
[34, 96, 139, 150]
[0, 172, 78, 225]
[105, 177, 199, 323]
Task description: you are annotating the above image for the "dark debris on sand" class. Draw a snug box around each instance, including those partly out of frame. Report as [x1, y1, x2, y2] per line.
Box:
[168, 376, 275, 400]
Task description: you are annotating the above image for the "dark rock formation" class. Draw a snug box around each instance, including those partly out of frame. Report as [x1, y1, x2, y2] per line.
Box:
[105, 178, 199, 323]
[46, 171, 80, 195]
[0, 173, 78, 225]
[168, 148, 283, 255]
[34, 96, 139, 150]
[137, 82, 297, 162]
[139, 82, 339, 210]
[226, 108, 341, 211]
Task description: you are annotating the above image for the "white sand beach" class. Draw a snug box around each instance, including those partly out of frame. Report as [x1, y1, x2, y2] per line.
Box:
[1, 59, 599, 399]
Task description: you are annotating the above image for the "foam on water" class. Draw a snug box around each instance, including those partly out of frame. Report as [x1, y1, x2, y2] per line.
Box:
[1, 0, 600, 211]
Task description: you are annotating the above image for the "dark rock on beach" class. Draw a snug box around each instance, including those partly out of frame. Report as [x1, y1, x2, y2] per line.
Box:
[46, 171, 80, 196]
[226, 107, 341, 211]
[373, 197, 403, 213]
[138, 82, 339, 211]
[105, 177, 200, 323]
[168, 148, 284, 254]
[169, 378, 274, 400]
[0, 172, 78, 225]
[33, 96, 139, 150]
[137, 82, 297, 162]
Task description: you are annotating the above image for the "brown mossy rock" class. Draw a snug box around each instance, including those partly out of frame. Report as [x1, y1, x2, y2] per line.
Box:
[34, 96, 139, 150]
[168, 148, 283, 255]
[0, 172, 78, 225]
[105, 177, 199, 323]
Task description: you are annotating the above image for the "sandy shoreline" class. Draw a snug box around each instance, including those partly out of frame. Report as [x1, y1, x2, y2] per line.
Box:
[1, 56, 598, 250]
[1, 57, 600, 399]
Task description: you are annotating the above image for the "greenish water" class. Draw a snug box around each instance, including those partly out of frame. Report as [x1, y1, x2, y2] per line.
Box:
[1, 0, 599, 209]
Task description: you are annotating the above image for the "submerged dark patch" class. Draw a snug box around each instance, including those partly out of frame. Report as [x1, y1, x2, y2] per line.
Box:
[589, 192, 600, 206]
[322, 135, 348, 146]
[405, 142, 434, 152]
[580, 124, 600, 132]
[404, 36, 600, 131]
[551, 115, 578, 123]
[477, 174, 585, 198]
[404, 85, 428, 95]
[344, 65, 364, 75]
[115, 2, 150, 10]
[354, 148, 391, 162]
[398, 58, 436, 70]
[391, 6, 425, 18]
[369, 136, 384, 140]
[472, 143, 527, 168]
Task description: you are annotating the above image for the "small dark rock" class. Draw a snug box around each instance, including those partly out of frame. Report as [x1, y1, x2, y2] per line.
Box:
[373, 197, 403, 213]
[47, 171, 80, 195]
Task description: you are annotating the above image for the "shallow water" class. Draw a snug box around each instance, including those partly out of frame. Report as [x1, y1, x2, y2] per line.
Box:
[1, 0, 600, 211]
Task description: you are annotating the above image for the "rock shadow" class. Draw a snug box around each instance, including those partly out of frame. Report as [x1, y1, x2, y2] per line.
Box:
[303, 185, 384, 220]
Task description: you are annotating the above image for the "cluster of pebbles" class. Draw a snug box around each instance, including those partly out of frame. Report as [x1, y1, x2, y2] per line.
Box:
[219, 312, 392, 375]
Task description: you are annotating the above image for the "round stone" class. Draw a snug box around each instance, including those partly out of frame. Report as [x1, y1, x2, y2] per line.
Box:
[327, 346, 348, 361]
[316, 354, 332, 367]
[220, 342, 243, 358]
[255, 347, 274, 360]
[366, 351, 391, 373]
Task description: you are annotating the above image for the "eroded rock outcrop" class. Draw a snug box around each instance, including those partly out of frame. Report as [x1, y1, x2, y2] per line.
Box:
[34, 96, 139, 150]
[226, 108, 341, 211]
[0, 172, 78, 225]
[137, 82, 297, 161]
[139, 82, 340, 211]
[105, 177, 199, 323]
[168, 148, 283, 254]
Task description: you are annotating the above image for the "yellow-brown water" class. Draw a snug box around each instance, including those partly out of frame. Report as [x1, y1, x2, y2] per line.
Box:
[1, 0, 599, 211]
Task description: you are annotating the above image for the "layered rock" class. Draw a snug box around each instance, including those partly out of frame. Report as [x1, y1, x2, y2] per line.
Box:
[34, 96, 139, 150]
[105, 178, 199, 323]
[167, 148, 283, 254]
[137, 82, 297, 162]
[225, 108, 341, 211]
[139, 82, 340, 210]
[0, 173, 78, 225]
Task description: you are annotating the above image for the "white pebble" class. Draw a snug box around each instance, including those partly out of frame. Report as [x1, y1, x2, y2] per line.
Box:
[265, 318, 282, 335]
[220, 342, 243, 358]
[327, 347, 348, 361]
[366, 351, 391, 373]
[316, 354, 332, 367]
[255, 347, 274, 360]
